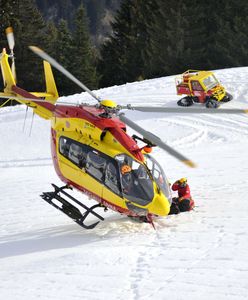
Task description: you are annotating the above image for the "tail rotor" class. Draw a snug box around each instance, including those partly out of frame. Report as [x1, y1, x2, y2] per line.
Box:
[6, 27, 16, 82]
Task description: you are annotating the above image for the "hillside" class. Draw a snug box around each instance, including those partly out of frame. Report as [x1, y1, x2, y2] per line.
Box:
[35, 0, 121, 45]
[1, 68, 248, 299]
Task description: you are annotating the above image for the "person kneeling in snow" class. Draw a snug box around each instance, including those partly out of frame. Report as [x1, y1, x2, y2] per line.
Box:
[169, 178, 195, 214]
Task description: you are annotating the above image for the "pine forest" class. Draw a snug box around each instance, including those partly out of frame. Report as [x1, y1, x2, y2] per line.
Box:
[1, 0, 248, 100]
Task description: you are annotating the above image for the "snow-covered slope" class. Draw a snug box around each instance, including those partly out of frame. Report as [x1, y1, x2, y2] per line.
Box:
[1, 68, 248, 300]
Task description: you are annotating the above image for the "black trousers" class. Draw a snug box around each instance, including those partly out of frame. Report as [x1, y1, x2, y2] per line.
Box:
[169, 199, 190, 215]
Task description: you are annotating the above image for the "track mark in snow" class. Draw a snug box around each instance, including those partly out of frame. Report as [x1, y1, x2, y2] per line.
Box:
[154, 117, 208, 148]
[0, 158, 52, 168]
[128, 235, 161, 300]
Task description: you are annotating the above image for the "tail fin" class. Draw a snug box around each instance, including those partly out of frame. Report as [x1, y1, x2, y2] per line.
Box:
[32, 60, 59, 104]
[0, 47, 56, 119]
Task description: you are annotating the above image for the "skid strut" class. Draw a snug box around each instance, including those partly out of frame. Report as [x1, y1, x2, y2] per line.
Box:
[41, 184, 104, 229]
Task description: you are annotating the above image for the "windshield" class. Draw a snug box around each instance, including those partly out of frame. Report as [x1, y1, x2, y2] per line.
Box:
[144, 154, 172, 203]
[202, 75, 219, 90]
[115, 154, 154, 206]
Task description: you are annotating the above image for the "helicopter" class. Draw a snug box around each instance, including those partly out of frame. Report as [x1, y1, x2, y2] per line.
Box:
[1, 27, 247, 229]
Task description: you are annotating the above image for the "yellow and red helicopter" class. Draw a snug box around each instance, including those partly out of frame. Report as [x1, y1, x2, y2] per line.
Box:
[1, 28, 247, 229]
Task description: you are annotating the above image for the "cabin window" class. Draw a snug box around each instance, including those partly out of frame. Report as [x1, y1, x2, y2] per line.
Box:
[58, 136, 121, 195]
[59, 137, 70, 156]
[105, 162, 121, 195]
[69, 143, 84, 165]
[86, 151, 106, 181]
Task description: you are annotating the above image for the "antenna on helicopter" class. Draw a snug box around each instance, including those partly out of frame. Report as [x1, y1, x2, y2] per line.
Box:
[6, 27, 16, 82]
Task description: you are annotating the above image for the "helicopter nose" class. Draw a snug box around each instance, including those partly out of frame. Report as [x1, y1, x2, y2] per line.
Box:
[148, 194, 170, 216]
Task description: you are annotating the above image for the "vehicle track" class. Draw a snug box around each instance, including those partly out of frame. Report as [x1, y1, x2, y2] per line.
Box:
[0, 158, 52, 168]
[128, 233, 162, 300]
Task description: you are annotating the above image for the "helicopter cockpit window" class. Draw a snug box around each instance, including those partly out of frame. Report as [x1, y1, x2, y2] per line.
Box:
[115, 154, 154, 206]
[144, 154, 172, 203]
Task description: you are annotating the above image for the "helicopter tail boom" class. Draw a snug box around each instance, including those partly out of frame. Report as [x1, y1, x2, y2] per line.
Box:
[11, 85, 55, 119]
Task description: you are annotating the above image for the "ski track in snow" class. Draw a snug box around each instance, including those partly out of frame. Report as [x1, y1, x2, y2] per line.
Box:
[0, 158, 52, 168]
[1, 68, 248, 300]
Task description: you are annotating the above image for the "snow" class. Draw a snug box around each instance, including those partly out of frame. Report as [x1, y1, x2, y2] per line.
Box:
[1, 67, 248, 299]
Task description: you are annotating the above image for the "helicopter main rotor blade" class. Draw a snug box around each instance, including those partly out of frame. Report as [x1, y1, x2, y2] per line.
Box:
[119, 113, 196, 168]
[126, 106, 248, 114]
[29, 46, 101, 103]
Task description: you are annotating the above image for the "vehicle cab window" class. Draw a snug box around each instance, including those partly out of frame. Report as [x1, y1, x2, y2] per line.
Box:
[191, 80, 203, 91]
[203, 75, 218, 90]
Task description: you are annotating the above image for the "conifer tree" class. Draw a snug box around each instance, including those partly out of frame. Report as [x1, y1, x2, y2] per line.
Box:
[0, 0, 19, 47]
[150, 0, 208, 77]
[72, 4, 98, 92]
[0, 1, 20, 93]
[181, 0, 207, 70]
[98, 0, 134, 87]
[14, 0, 49, 91]
[98, 0, 159, 87]
[53, 19, 76, 95]
[206, 0, 248, 69]
[0, 0, 51, 92]
[45, 21, 58, 56]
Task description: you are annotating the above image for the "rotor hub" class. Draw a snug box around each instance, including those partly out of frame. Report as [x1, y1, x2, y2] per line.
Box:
[99, 99, 119, 118]
[100, 99, 117, 109]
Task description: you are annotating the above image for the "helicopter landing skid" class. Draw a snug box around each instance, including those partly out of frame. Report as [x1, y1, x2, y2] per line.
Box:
[41, 184, 104, 229]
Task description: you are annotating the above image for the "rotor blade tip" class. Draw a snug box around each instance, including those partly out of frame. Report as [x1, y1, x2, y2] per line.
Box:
[29, 46, 42, 53]
[183, 160, 197, 168]
[6, 27, 13, 34]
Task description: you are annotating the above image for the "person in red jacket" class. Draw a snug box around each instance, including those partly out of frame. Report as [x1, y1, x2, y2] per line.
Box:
[169, 177, 195, 214]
